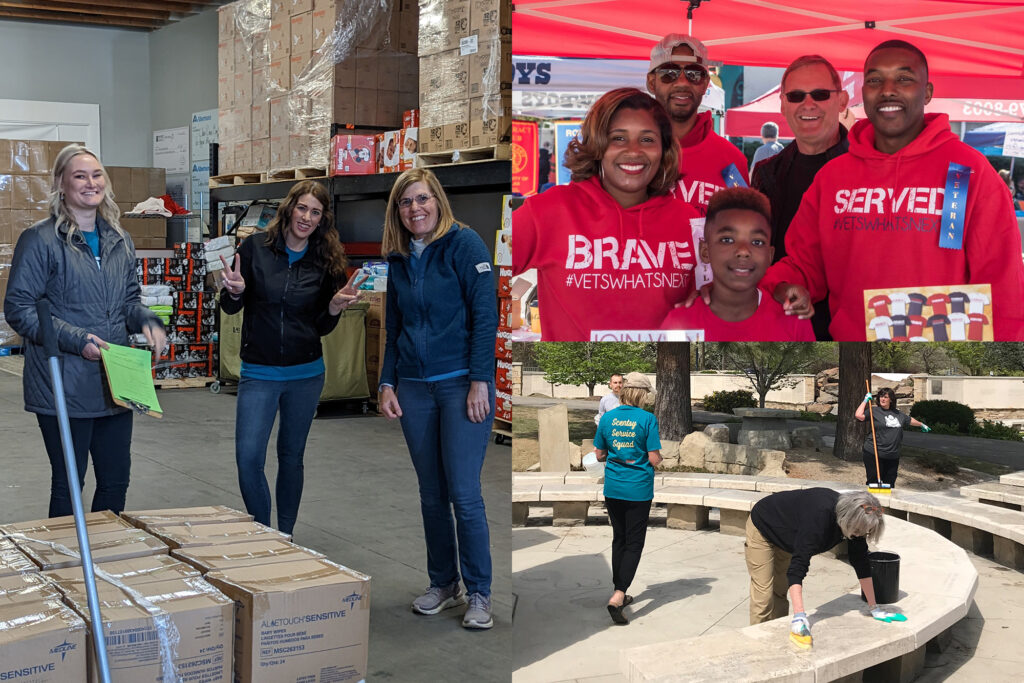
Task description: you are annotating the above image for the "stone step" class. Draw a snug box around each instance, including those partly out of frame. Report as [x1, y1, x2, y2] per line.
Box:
[999, 471, 1024, 487]
[960, 482, 1024, 509]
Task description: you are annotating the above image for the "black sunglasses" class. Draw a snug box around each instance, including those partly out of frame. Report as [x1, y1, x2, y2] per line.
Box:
[783, 88, 841, 103]
[654, 64, 709, 85]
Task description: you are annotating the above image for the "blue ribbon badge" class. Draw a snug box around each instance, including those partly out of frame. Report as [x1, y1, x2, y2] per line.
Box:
[721, 163, 748, 188]
[939, 162, 971, 250]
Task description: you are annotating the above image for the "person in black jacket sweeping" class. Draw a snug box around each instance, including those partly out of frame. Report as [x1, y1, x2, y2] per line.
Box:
[219, 180, 363, 535]
[4, 144, 166, 516]
[746, 488, 905, 649]
[378, 168, 499, 629]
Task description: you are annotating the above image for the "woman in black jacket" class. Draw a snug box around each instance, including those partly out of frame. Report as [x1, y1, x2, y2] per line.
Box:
[4, 144, 165, 516]
[219, 180, 362, 535]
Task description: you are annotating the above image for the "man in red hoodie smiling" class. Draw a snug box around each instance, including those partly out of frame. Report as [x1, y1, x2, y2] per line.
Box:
[646, 33, 750, 216]
[760, 40, 1024, 340]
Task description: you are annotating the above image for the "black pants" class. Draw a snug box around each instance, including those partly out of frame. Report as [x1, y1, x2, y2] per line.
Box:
[36, 411, 133, 517]
[863, 451, 900, 486]
[605, 497, 652, 593]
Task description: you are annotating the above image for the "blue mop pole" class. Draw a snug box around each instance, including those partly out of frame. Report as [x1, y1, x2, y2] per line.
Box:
[36, 300, 112, 683]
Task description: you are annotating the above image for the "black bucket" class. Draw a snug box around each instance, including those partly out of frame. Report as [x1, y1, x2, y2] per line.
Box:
[860, 551, 900, 604]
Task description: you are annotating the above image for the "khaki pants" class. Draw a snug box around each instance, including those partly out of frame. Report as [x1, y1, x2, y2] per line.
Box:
[745, 516, 792, 624]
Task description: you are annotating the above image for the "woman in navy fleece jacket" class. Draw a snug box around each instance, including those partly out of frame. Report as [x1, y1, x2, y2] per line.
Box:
[378, 168, 499, 629]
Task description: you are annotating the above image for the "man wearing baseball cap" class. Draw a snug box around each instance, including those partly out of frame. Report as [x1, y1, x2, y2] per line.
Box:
[647, 33, 750, 216]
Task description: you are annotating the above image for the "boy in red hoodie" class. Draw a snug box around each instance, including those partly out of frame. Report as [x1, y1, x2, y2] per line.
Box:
[513, 88, 701, 341]
[661, 188, 814, 341]
[761, 40, 1024, 340]
[646, 34, 750, 216]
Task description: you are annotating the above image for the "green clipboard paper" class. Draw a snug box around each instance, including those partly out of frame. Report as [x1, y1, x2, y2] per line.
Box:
[100, 343, 163, 418]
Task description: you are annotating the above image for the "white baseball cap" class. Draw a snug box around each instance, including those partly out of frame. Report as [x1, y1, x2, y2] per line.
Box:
[649, 33, 709, 73]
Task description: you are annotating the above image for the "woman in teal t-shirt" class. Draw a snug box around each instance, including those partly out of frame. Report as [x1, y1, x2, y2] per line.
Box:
[594, 372, 662, 625]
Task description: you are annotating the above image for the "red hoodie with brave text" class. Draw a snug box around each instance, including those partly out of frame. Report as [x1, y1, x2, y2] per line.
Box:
[760, 114, 1024, 341]
[512, 176, 700, 341]
[674, 111, 750, 215]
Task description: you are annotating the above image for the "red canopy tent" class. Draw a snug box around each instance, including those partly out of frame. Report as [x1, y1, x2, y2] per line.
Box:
[512, 1, 1024, 98]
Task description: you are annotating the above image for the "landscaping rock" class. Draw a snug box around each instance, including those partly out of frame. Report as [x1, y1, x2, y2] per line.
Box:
[679, 431, 710, 469]
[704, 424, 731, 443]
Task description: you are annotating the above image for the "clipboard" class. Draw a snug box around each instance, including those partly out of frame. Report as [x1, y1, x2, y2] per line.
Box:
[100, 343, 163, 418]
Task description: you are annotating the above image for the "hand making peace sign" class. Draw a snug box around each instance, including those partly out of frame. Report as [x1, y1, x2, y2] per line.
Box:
[328, 272, 370, 315]
[220, 253, 245, 297]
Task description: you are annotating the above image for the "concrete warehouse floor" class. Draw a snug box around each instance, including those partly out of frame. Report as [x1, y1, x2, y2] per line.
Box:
[0, 362, 511, 682]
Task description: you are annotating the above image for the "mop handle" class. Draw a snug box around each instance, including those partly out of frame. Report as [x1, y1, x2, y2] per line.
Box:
[865, 379, 882, 484]
[36, 300, 113, 683]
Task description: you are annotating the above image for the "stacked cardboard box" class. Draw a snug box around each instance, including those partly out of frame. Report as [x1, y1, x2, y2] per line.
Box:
[219, 0, 419, 174]
[206, 558, 370, 682]
[171, 538, 325, 573]
[54, 575, 234, 682]
[127, 506, 369, 683]
[42, 554, 202, 588]
[417, 0, 511, 153]
[0, 511, 169, 571]
[0, 140, 63, 347]
[134, 242, 217, 380]
[0, 598, 87, 682]
[145, 520, 292, 549]
[107, 165, 168, 249]
[121, 505, 253, 532]
[0, 539, 37, 577]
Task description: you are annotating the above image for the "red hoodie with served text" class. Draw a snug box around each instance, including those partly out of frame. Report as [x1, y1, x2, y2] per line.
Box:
[760, 114, 1024, 340]
[512, 176, 700, 340]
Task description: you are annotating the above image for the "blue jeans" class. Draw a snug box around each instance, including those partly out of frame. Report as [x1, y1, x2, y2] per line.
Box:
[235, 374, 324, 534]
[398, 376, 494, 596]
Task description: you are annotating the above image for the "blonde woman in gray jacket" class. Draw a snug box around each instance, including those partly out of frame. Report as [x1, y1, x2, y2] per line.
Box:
[3, 144, 165, 516]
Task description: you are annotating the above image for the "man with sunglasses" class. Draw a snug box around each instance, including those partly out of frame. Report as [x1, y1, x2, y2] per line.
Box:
[646, 34, 749, 217]
[752, 55, 850, 340]
[759, 40, 1024, 340]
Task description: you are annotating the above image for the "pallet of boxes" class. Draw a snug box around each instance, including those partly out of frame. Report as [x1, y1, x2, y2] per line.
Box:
[107, 165, 168, 249]
[134, 242, 218, 384]
[416, 0, 512, 163]
[0, 139, 74, 349]
[218, 0, 419, 178]
[0, 506, 370, 682]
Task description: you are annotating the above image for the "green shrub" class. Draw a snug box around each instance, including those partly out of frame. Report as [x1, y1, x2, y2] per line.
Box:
[969, 419, 1024, 442]
[703, 390, 757, 414]
[910, 400, 975, 433]
[927, 422, 960, 436]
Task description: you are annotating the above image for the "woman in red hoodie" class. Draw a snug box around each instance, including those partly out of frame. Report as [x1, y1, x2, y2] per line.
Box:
[512, 87, 701, 341]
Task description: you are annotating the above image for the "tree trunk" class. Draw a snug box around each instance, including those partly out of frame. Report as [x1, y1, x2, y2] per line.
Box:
[835, 343, 871, 461]
[587, 382, 596, 397]
[654, 342, 692, 440]
[757, 389, 768, 408]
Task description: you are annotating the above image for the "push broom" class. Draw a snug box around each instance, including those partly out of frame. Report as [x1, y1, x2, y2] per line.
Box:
[865, 380, 891, 495]
[37, 300, 113, 683]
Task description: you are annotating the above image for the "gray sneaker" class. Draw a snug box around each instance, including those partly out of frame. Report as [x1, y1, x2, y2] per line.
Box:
[411, 582, 465, 615]
[462, 592, 493, 629]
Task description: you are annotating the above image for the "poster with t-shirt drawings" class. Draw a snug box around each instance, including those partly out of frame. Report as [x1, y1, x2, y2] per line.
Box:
[863, 284, 992, 341]
[690, 216, 714, 289]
